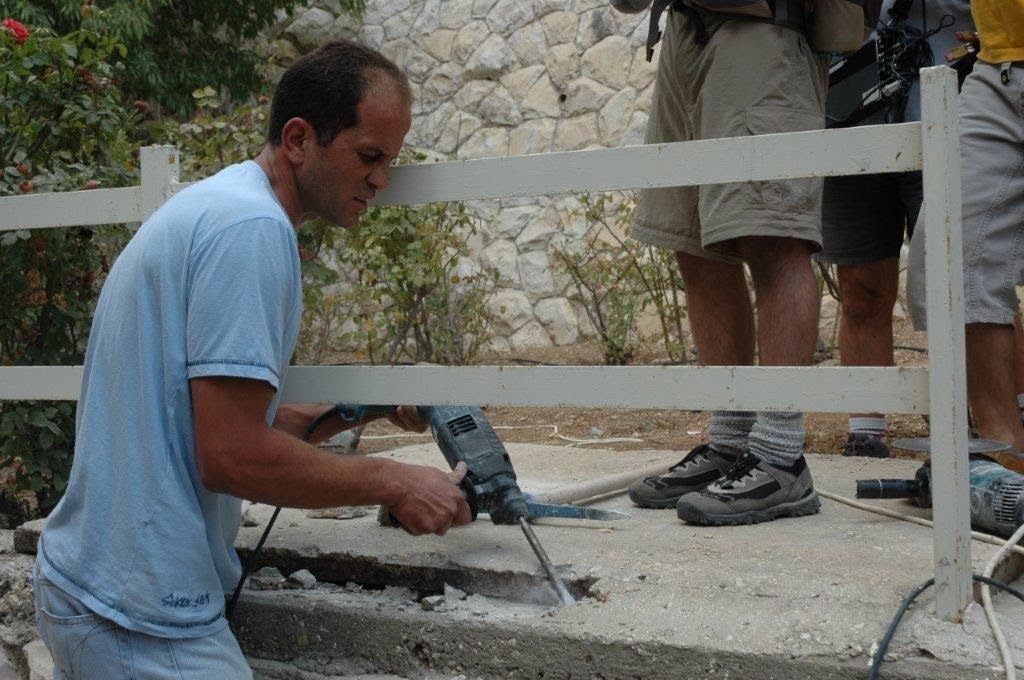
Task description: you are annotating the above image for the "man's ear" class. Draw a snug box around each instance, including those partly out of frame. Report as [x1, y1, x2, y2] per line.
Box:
[279, 117, 315, 165]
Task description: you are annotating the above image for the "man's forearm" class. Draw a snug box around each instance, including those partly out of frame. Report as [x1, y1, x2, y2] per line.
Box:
[202, 424, 402, 508]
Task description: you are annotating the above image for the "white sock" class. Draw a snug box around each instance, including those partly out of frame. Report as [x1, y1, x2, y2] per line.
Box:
[849, 417, 886, 437]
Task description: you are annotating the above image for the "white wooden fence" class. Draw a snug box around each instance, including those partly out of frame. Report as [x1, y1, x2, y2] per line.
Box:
[0, 67, 972, 621]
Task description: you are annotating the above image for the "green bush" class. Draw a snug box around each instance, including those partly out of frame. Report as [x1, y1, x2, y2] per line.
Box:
[553, 193, 688, 365]
[299, 197, 496, 367]
[1, 0, 366, 117]
[0, 21, 138, 522]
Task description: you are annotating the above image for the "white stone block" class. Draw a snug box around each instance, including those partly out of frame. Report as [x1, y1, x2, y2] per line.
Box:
[421, 62, 463, 109]
[518, 251, 557, 297]
[411, 0, 441, 35]
[520, 74, 561, 119]
[554, 114, 598, 152]
[627, 44, 656, 89]
[478, 84, 523, 126]
[490, 288, 534, 334]
[439, 0, 475, 29]
[533, 0, 572, 16]
[599, 88, 636, 146]
[492, 205, 536, 239]
[506, 21, 548, 67]
[454, 79, 498, 113]
[481, 240, 521, 287]
[541, 10, 579, 46]
[511, 320, 553, 349]
[486, 0, 535, 35]
[383, 10, 415, 40]
[582, 36, 631, 89]
[424, 28, 456, 60]
[544, 42, 580, 88]
[24, 639, 52, 680]
[501, 65, 545, 101]
[508, 118, 556, 156]
[452, 20, 489, 64]
[562, 77, 615, 116]
[576, 7, 618, 49]
[362, 24, 385, 50]
[286, 8, 336, 50]
[437, 111, 481, 155]
[364, 0, 412, 25]
[472, 0, 500, 19]
[458, 126, 509, 159]
[465, 34, 514, 78]
[536, 297, 580, 345]
[516, 221, 555, 251]
[621, 110, 649, 147]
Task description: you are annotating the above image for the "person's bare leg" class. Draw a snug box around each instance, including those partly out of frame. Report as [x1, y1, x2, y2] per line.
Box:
[736, 236, 819, 467]
[739, 237, 819, 367]
[676, 252, 756, 456]
[1014, 314, 1024, 400]
[837, 259, 899, 449]
[967, 323, 1024, 451]
[675, 252, 755, 366]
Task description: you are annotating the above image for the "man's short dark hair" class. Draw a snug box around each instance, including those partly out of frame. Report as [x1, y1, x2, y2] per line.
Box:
[268, 40, 410, 146]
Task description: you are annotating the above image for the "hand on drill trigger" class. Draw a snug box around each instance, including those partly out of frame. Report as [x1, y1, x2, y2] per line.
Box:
[385, 404, 428, 433]
[387, 461, 472, 536]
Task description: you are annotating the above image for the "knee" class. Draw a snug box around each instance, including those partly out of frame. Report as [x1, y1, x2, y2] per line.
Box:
[841, 280, 896, 325]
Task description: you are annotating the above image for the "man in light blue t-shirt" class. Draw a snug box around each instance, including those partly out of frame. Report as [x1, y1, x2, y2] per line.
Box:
[34, 40, 472, 678]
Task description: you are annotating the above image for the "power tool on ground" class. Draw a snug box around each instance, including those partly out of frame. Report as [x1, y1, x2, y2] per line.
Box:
[856, 457, 1024, 537]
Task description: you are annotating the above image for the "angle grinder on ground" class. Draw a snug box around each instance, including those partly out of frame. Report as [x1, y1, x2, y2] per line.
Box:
[856, 457, 1024, 538]
[337, 404, 629, 606]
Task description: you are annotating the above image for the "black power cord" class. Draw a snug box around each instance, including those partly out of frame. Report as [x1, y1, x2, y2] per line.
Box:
[869, 575, 1024, 679]
[224, 405, 343, 620]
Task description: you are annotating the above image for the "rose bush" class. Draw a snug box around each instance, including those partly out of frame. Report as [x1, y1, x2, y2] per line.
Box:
[0, 21, 138, 524]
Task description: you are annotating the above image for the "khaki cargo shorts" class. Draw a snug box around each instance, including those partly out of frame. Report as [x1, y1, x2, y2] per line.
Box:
[632, 9, 828, 263]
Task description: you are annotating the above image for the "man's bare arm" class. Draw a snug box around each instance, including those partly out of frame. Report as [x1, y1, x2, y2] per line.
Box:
[190, 377, 471, 535]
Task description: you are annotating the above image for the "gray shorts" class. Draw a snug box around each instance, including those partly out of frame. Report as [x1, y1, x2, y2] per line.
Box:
[631, 8, 828, 263]
[908, 62, 1024, 329]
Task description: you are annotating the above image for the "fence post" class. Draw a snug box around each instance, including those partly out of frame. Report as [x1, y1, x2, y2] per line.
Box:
[139, 145, 180, 221]
[920, 66, 972, 621]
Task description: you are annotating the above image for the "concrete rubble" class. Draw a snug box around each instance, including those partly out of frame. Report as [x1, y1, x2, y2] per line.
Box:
[3, 443, 1023, 679]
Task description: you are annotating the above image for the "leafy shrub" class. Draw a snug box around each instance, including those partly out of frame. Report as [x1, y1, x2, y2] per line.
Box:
[299, 198, 496, 367]
[1, 0, 366, 117]
[553, 193, 688, 365]
[0, 21, 138, 522]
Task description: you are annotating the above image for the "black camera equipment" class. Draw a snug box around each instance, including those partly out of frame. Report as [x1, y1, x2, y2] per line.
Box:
[826, 0, 954, 128]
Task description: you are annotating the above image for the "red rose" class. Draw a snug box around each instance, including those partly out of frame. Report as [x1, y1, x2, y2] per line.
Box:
[2, 18, 29, 44]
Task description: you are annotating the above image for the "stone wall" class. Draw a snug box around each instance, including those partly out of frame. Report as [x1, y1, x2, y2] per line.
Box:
[269, 0, 657, 351]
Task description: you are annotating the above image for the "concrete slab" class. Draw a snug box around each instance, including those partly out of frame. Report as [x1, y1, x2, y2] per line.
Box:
[227, 444, 1024, 679]
[12, 445, 1023, 678]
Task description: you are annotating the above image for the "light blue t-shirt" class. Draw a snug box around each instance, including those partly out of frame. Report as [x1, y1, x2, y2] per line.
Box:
[37, 161, 302, 638]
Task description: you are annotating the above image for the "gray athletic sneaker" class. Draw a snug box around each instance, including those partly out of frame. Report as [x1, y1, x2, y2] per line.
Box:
[842, 432, 891, 458]
[675, 453, 820, 525]
[628, 444, 738, 509]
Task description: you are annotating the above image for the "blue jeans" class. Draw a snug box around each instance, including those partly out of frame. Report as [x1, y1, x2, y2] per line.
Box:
[33, 571, 251, 679]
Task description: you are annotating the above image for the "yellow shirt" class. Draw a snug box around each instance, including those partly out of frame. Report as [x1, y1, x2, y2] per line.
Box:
[973, 0, 1024, 63]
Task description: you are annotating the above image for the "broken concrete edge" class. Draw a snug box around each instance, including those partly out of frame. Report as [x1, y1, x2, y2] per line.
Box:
[232, 589, 996, 680]
[13, 519, 594, 608]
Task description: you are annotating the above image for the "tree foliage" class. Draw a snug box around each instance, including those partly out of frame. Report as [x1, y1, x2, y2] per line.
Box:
[0, 23, 138, 520]
[0, 0, 366, 116]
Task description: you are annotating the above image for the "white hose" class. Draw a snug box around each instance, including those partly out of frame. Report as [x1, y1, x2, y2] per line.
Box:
[982, 521, 1024, 680]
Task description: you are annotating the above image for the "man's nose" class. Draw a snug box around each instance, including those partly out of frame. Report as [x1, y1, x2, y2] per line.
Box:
[368, 164, 390, 191]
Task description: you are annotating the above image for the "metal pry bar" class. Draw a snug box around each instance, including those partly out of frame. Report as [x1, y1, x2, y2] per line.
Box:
[517, 516, 575, 606]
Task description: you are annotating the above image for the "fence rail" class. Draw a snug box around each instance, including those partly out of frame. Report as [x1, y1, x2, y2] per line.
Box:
[0, 67, 971, 621]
